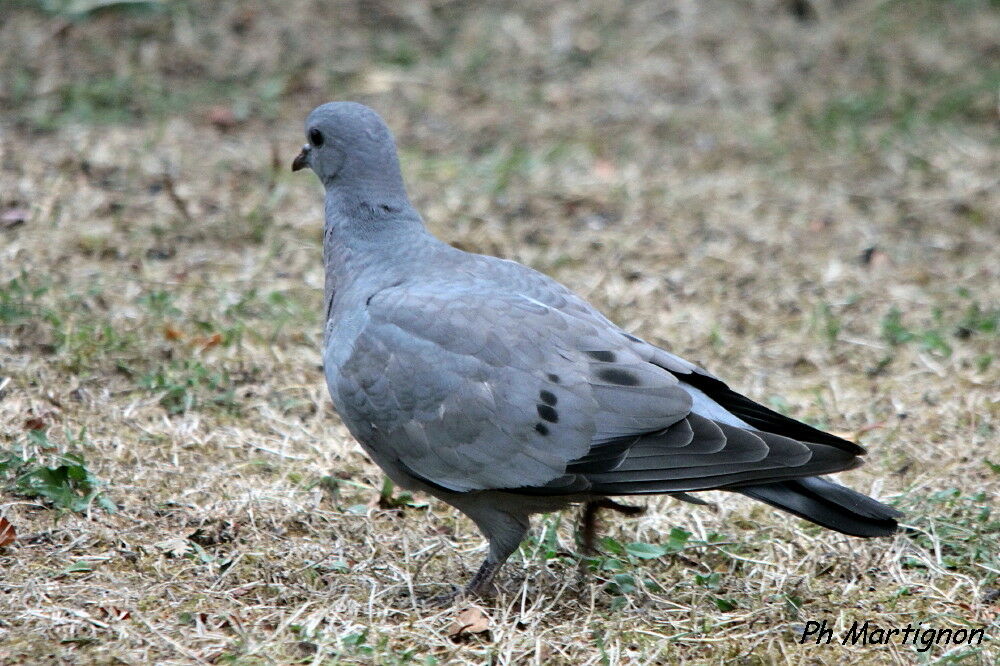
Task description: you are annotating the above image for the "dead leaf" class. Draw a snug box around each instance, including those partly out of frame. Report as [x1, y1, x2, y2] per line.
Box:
[855, 421, 886, 437]
[860, 247, 892, 269]
[24, 416, 47, 431]
[447, 606, 490, 638]
[156, 537, 191, 557]
[164, 325, 184, 341]
[207, 106, 238, 130]
[0, 517, 16, 548]
[190, 612, 238, 631]
[98, 606, 131, 621]
[194, 332, 222, 350]
[870, 251, 891, 268]
[0, 208, 27, 229]
[831, 422, 886, 441]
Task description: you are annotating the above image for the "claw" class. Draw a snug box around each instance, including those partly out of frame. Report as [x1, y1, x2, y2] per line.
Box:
[420, 585, 464, 608]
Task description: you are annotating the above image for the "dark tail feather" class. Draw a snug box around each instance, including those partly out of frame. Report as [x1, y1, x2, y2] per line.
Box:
[734, 476, 901, 537]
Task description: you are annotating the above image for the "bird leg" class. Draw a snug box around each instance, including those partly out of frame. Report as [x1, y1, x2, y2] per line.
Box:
[579, 498, 645, 555]
[464, 558, 503, 597]
[421, 558, 501, 607]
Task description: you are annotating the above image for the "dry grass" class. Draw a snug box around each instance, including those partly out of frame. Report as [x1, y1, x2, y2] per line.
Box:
[1, 1, 998, 663]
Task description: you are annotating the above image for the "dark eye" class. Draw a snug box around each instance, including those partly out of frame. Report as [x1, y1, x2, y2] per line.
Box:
[308, 128, 324, 147]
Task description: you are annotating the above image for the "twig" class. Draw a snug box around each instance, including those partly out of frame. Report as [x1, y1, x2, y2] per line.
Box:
[162, 171, 193, 224]
[268, 140, 282, 194]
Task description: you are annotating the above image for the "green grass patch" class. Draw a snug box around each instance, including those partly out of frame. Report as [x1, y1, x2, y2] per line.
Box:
[0, 430, 116, 514]
[135, 358, 240, 415]
[880, 298, 998, 359]
[802, 66, 1000, 149]
[0, 271, 50, 325]
[897, 488, 998, 581]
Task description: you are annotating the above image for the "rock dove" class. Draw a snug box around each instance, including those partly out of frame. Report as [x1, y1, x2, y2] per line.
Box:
[292, 102, 901, 598]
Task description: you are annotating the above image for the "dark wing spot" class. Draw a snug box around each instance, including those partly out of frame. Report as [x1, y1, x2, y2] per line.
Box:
[597, 368, 640, 386]
[585, 350, 616, 362]
[539, 390, 557, 405]
[621, 332, 643, 343]
[546, 373, 561, 383]
[537, 404, 559, 423]
[534, 423, 549, 436]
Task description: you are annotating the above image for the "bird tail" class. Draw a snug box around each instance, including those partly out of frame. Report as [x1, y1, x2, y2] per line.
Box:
[734, 476, 901, 537]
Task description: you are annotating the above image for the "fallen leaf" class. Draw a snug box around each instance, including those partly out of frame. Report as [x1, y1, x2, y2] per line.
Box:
[860, 247, 892, 269]
[447, 606, 490, 637]
[98, 606, 131, 621]
[831, 422, 885, 442]
[0, 208, 27, 229]
[195, 332, 222, 350]
[24, 416, 48, 431]
[0, 517, 16, 548]
[855, 421, 887, 436]
[156, 537, 191, 557]
[187, 612, 236, 631]
[164, 325, 184, 341]
[185, 612, 209, 627]
[207, 106, 238, 130]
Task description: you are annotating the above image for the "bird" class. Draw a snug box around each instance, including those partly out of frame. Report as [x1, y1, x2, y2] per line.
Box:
[292, 101, 901, 600]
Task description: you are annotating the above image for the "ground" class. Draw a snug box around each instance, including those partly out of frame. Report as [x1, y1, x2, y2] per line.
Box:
[0, 1, 998, 664]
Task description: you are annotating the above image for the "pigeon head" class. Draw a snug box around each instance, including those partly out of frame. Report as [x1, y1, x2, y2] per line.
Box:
[292, 102, 407, 198]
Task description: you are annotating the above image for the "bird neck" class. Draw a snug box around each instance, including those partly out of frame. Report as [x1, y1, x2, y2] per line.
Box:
[321, 187, 430, 310]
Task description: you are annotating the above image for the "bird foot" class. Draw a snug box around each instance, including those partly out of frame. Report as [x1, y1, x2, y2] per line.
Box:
[418, 584, 464, 608]
[417, 559, 502, 607]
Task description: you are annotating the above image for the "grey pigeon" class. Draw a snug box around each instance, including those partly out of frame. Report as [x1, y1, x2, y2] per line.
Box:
[292, 102, 901, 599]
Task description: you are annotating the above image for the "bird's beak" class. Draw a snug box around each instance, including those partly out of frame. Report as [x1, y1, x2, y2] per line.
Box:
[291, 144, 310, 172]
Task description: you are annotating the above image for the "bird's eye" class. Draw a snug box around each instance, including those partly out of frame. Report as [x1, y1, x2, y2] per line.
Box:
[308, 129, 324, 147]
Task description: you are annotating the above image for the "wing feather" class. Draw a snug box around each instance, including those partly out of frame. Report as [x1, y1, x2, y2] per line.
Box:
[333, 283, 691, 492]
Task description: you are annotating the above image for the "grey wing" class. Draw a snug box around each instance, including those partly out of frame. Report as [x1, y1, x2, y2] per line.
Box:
[624, 334, 865, 452]
[529, 331, 870, 496]
[332, 283, 691, 493]
[469, 260, 870, 494]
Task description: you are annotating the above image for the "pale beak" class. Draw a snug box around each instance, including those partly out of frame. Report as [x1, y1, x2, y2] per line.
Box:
[291, 144, 310, 172]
